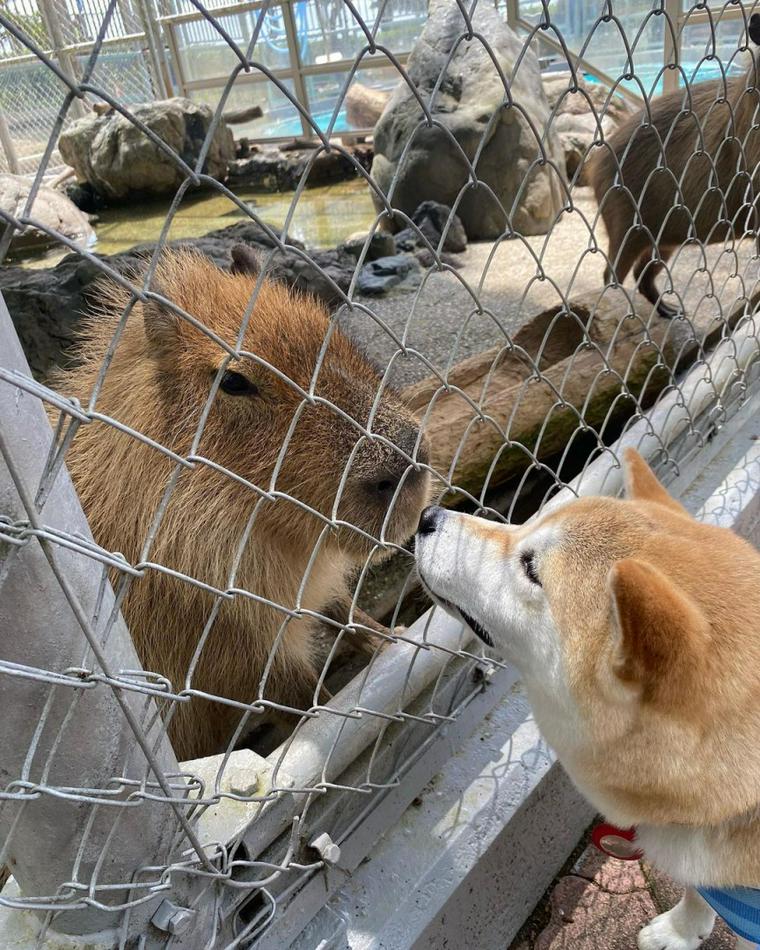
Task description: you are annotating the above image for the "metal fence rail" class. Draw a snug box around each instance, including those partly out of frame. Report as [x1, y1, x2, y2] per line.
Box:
[1, 0, 760, 947]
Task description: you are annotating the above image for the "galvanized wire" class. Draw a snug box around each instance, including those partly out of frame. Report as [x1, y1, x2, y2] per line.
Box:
[1, 0, 760, 946]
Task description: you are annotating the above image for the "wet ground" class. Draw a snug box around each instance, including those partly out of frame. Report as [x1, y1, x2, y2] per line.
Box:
[15, 177, 378, 269]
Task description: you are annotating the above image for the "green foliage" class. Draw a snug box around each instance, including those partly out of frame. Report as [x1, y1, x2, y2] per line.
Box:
[0, 1, 49, 53]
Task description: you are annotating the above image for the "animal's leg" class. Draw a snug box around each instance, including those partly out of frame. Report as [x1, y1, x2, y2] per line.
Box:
[326, 599, 395, 661]
[633, 246, 679, 319]
[604, 230, 649, 292]
[637, 887, 716, 950]
[735, 937, 757, 950]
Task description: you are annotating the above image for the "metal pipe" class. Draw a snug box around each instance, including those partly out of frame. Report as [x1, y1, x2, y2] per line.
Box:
[281, 0, 313, 140]
[662, 0, 682, 94]
[0, 108, 20, 174]
[0, 295, 188, 939]
[37, 0, 88, 117]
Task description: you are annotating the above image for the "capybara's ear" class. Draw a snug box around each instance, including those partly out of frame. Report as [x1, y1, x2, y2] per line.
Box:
[608, 558, 709, 696]
[622, 448, 688, 515]
[749, 12, 760, 46]
[230, 243, 260, 277]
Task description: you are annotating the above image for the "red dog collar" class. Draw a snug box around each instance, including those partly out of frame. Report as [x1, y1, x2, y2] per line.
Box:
[591, 823, 643, 861]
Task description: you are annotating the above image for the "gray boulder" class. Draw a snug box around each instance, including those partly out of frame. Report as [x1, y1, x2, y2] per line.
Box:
[341, 229, 396, 260]
[371, 0, 565, 239]
[357, 254, 422, 295]
[228, 146, 361, 191]
[0, 173, 95, 253]
[412, 200, 467, 252]
[542, 73, 633, 181]
[58, 98, 235, 201]
[553, 111, 617, 182]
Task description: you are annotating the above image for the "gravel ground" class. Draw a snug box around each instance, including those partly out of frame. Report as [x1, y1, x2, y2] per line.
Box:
[340, 186, 759, 390]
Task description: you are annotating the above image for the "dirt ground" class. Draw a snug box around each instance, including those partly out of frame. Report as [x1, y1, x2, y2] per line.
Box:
[341, 186, 759, 390]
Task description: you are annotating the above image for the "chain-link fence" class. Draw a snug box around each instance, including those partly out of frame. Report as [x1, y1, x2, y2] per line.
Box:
[2, 0, 760, 946]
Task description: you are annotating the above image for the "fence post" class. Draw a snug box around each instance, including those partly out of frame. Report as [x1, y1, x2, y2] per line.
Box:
[134, 0, 173, 99]
[281, 0, 314, 139]
[0, 294, 189, 939]
[36, 0, 88, 118]
[0, 107, 20, 174]
[662, 0, 681, 94]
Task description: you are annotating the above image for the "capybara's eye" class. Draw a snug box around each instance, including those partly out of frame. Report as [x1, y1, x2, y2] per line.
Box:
[219, 370, 259, 397]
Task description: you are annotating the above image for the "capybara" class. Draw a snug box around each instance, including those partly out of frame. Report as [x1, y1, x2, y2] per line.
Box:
[592, 15, 760, 318]
[51, 247, 430, 760]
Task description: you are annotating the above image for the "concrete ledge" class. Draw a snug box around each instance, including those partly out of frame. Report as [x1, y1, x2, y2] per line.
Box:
[307, 690, 593, 950]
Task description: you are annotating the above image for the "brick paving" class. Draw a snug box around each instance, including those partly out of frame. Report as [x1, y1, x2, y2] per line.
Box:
[510, 833, 738, 949]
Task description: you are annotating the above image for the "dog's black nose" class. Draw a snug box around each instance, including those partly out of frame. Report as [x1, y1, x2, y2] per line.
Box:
[750, 12, 760, 43]
[417, 505, 442, 536]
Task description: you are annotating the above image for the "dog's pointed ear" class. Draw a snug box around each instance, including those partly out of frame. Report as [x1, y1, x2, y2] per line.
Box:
[622, 448, 687, 515]
[609, 558, 709, 696]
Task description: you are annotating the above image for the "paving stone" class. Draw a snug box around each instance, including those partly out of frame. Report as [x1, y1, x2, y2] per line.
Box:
[534, 870, 657, 950]
[643, 862, 738, 949]
[514, 844, 740, 950]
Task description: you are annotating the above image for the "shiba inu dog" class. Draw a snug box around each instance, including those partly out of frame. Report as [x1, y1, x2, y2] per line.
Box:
[415, 449, 760, 949]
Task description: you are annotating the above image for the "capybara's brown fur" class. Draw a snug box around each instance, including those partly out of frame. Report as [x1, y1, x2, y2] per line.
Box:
[51, 249, 430, 760]
[592, 20, 760, 318]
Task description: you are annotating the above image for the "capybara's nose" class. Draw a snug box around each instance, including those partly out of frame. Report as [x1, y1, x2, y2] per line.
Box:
[417, 505, 442, 536]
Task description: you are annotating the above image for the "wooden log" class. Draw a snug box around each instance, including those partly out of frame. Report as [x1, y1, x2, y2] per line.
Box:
[223, 104, 263, 125]
[345, 82, 390, 129]
[404, 293, 678, 499]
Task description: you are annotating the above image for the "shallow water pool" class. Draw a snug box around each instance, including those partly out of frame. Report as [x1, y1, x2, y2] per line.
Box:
[15, 178, 379, 269]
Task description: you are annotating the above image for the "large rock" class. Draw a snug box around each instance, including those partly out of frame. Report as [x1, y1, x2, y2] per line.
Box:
[357, 254, 422, 295]
[58, 98, 235, 201]
[0, 174, 95, 253]
[542, 73, 633, 182]
[228, 146, 361, 191]
[412, 200, 467, 252]
[370, 1, 565, 239]
[554, 112, 617, 182]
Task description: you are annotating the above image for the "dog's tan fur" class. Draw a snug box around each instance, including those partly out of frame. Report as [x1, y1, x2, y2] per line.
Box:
[416, 450, 760, 897]
[51, 250, 430, 760]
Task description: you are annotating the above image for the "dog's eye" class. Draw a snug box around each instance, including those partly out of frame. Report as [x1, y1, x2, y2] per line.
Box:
[219, 370, 258, 396]
[520, 550, 541, 586]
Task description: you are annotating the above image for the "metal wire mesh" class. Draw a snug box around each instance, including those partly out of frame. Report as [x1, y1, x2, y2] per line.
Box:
[1, 0, 760, 947]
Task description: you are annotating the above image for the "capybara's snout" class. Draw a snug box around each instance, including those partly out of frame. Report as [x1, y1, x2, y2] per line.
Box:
[338, 407, 431, 555]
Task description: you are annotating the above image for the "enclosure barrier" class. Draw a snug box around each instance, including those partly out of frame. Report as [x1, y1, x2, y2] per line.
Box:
[2, 0, 760, 947]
